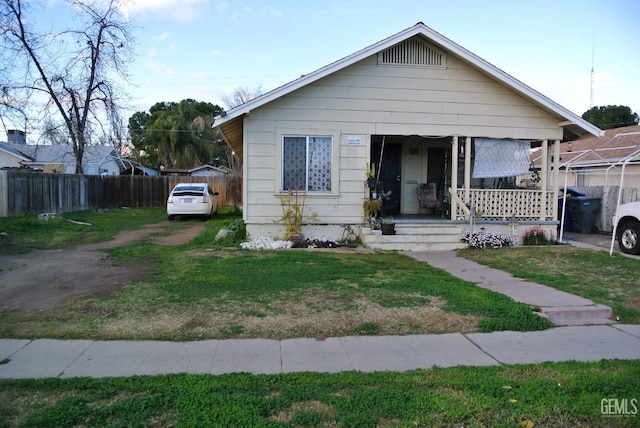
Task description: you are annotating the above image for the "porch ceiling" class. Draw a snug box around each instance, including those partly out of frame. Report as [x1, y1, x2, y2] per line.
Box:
[217, 116, 244, 160]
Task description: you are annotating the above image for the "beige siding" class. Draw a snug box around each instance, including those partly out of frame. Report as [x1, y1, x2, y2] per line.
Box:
[0, 151, 24, 168]
[242, 52, 566, 236]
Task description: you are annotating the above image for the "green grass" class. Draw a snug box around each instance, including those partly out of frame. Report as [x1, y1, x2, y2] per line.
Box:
[0, 241, 551, 340]
[0, 360, 638, 427]
[0, 208, 167, 254]
[459, 246, 640, 324]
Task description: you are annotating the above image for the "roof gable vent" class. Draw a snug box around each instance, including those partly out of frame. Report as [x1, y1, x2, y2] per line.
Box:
[378, 38, 447, 68]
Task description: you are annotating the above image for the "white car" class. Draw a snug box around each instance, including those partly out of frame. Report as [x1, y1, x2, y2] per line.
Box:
[167, 183, 218, 220]
[613, 201, 640, 255]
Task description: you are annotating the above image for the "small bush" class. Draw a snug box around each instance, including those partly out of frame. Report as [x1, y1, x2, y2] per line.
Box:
[461, 231, 514, 249]
[227, 219, 246, 240]
[354, 322, 381, 335]
[522, 226, 555, 246]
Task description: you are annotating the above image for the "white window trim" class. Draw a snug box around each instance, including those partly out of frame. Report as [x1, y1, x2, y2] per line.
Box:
[276, 128, 340, 195]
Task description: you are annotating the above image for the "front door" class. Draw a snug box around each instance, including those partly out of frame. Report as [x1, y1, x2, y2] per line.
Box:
[371, 142, 401, 215]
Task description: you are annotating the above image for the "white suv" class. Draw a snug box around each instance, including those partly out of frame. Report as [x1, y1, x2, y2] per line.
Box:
[613, 201, 640, 255]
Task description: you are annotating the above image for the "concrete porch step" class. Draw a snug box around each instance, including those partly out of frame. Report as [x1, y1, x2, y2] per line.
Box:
[541, 304, 615, 326]
[363, 223, 466, 252]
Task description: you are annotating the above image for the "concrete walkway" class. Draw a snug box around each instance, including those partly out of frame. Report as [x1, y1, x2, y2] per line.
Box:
[1, 247, 638, 379]
[408, 252, 614, 325]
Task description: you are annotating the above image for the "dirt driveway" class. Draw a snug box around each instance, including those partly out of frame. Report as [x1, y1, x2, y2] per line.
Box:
[0, 221, 206, 312]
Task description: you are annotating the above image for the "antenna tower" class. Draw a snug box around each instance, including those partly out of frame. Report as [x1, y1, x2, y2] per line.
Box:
[589, 30, 596, 108]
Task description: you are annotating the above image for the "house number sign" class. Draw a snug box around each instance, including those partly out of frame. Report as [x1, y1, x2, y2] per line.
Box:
[346, 135, 363, 146]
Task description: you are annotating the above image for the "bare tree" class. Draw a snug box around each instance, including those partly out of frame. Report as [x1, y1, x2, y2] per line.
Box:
[0, 0, 134, 173]
[219, 85, 263, 176]
[222, 84, 264, 109]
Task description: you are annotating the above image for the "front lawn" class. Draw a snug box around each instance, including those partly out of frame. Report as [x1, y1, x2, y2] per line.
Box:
[0, 208, 551, 340]
[0, 244, 550, 340]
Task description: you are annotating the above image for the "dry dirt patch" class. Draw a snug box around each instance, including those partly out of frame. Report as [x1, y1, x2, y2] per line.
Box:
[0, 222, 205, 311]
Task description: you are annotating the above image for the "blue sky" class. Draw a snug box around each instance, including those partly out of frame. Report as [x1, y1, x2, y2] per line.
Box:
[46, 0, 640, 122]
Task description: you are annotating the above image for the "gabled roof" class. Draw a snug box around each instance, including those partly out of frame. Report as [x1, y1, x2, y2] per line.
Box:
[213, 22, 602, 159]
[3, 143, 122, 165]
[189, 164, 229, 174]
[555, 125, 640, 168]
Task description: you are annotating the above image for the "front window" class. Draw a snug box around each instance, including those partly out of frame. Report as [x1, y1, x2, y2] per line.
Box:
[283, 135, 332, 191]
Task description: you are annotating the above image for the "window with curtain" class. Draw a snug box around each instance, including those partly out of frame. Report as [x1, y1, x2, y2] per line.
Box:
[283, 136, 332, 191]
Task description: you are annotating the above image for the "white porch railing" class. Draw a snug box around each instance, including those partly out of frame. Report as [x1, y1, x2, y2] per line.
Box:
[455, 189, 556, 221]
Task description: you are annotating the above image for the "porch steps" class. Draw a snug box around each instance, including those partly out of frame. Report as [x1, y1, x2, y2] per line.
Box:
[362, 223, 467, 252]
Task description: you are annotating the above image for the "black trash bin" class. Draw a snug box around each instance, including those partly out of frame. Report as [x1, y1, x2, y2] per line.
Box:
[567, 196, 602, 233]
[558, 188, 586, 232]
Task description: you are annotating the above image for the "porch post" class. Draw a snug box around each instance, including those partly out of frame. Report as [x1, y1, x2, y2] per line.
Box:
[540, 140, 548, 220]
[464, 137, 471, 204]
[450, 136, 458, 220]
[552, 139, 560, 222]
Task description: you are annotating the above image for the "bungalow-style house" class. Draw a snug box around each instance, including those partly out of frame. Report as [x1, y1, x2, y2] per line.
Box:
[212, 22, 601, 250]
[0, 139, 125, 175]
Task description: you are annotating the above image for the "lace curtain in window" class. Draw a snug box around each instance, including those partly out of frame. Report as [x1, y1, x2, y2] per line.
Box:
[282, 136, 332, 191]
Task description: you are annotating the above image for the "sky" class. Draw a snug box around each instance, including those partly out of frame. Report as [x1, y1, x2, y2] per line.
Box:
[32, 0, 640, 125]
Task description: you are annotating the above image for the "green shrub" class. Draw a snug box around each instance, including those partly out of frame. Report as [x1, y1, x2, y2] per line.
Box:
[522, 226, 554, 246]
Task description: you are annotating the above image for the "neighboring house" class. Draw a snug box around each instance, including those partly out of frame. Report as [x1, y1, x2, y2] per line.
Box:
[0, 141, 125, 175]
[159, 165, 229, 177]
[552, 125, 640, 189]
[212, 22, 601, 245]
[0, 141, 33, 169]
[159, 168, 189, 176]
[189, 164, 229, 177]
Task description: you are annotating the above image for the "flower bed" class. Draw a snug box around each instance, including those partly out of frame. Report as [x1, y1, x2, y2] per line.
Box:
[240, 237, 340, 250]
[461, 230, 514, 249]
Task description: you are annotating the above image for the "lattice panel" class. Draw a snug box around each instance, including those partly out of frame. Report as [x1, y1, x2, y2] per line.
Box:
[456, 189, 555, 221]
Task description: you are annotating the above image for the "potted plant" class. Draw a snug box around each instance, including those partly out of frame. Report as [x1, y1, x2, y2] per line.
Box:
[363, 198, 383, 223]
[380, 216, 395, 235]
[365, 163, 377, 190]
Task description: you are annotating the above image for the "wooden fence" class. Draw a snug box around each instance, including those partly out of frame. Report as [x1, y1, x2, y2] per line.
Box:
[101, 175, 242, 209]
[0, 170, 242, 217]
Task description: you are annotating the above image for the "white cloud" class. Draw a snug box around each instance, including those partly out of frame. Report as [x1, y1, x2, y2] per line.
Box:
[151, 32, 171, 42]
[145, 60, 176, 76]
[261, 4, 283, 17]
[119, 0, 207, 23]
[186, 72, 207, 80]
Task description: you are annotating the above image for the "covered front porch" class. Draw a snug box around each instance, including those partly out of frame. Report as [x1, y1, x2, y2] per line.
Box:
[366, 135, 562, 247]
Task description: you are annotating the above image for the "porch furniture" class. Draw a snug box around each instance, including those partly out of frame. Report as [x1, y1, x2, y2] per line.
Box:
[417, 183, 440, 214]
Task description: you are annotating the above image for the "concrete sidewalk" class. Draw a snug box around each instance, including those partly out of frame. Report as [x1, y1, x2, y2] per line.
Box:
[1, 324, 639, 379]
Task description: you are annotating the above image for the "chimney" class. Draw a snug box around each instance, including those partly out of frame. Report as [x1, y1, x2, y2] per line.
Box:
[7, 130, 26, 144]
